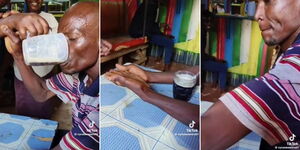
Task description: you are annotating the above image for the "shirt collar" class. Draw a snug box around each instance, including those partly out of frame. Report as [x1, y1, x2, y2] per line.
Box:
[79, 72, 99, 97]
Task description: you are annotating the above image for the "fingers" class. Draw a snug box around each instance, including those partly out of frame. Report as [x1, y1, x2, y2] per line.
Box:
[2, 10, 19, 18]
[105, 71, 124, 86]
[1, 25, 20, 43]
[37, 17, 49, 34]
[115, 64, 128, 71]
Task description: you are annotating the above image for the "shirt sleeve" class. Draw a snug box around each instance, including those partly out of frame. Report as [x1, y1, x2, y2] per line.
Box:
[220, 52, 300, 145]
[59, 111, 99, 150]
[46, 72, 78, 103]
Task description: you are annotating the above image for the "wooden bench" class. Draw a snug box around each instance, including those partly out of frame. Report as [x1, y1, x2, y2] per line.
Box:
[101, 44, 148, 65]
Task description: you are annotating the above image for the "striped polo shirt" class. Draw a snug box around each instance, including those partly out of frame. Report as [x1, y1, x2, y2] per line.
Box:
[46, 72, 99, 149]
[220, 37, 300, 145]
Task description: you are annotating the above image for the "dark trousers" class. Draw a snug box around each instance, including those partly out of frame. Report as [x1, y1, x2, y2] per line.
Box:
[201, 60, 228, 90]
[149, 34, 174, 65]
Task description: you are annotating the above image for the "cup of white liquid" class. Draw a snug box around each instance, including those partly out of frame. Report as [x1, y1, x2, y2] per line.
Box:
[22, 33, 69, 66]
[173, 71, 197, 101]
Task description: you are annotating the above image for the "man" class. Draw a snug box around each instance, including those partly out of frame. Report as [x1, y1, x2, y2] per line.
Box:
[4, 2, 99, 149]
[202, 0, 300, 149]
[105, 64, 199, 129]
[13, 0, 59, 118]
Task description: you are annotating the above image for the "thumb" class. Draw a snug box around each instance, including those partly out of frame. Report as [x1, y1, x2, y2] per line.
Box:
[1, 25, 20, 44]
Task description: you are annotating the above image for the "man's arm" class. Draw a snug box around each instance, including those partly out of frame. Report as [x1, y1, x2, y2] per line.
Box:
[201, 101, 250, 150]
[4, 30, 55, 102]
[106, 70, 199, 129]
[140, 87, 199, 129]
[115, 64, 199, 84]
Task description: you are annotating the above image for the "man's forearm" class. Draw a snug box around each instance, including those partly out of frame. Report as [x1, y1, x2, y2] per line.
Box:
[14, 58, 54, 102]
[147, 72, 175, 83]
[146, 66, 199, 84]
[138, 88, 199, 129]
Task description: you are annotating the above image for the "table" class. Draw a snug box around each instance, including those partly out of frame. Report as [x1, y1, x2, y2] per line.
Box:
[201, 101, 261, 150]
[101, 73, 200, 150]
[0, 113, 58, 150]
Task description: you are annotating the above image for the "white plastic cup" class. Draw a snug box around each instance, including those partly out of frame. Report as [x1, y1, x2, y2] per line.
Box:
[22, 33, 69, 66]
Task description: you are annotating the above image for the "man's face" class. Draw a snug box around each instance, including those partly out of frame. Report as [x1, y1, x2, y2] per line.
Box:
[255, 0, 300, 46]
[25, 0, 43, 13]
[58, 15, 99, 74]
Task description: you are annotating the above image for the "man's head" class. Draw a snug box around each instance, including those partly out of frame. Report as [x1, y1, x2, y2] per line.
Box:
[58, 2, 99, 74]
[255, 0, 300, 46]
[25, 0, 43, 13]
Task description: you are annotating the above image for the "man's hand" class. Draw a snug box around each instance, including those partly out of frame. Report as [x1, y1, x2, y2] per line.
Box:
[2, 25, 22, 60]
[105, 69, 150, 95]
[0, 13, 49, 39]
[0, 10, 19, 19]
[100, 39, 112, 56]
[115, 64, 149, 82]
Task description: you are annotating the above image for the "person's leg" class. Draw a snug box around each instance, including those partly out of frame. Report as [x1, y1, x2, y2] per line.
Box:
[14, 77, 55, 119]
[202, 60, 228, 90]
[218, 62, 228, 91]
[150, 34, 174, 70]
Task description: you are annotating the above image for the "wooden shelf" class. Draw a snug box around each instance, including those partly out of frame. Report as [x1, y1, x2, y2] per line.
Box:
[213, 14, 255, 20]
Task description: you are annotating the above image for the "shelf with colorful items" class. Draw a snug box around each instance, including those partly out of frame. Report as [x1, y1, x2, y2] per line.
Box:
[205, 0, 257, 20]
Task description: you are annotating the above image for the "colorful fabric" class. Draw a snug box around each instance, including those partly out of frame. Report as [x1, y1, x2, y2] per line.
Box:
[229, 21, 262, 76]
[239, 20, 252, 64]
[178, 0, 193, 42]
[46, 73, 99, 150]
[225, 19, 234, 67]
[217, 18, 226, 60]
[164, 0, 176, 35]
[232, 19, 242, 66]
[220, 36, 300, 145]
[186, 0, 199, 40]
[125, 0, 138, 23]
[175, 26, 200, 53]
[209, 25, 218, 57]
[172, 0, 185, 43]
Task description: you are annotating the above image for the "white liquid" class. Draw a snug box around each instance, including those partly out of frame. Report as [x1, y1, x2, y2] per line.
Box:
[174, 73, 196, 88]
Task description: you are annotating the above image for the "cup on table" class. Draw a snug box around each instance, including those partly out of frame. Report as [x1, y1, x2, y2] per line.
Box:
[22, 33, 69, 66]
[173, 70, 197, 101]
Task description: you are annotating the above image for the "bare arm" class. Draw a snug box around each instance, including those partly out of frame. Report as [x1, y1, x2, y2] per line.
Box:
[140, 87, 199, 129]
[201, 101, 251, 150]
[116, 64, 199, 84]
[14, 58, 55, 102]
[106, 70, 199, 129]
[4, 30, 55, 102]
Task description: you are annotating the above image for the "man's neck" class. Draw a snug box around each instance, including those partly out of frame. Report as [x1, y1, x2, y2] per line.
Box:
[280, 27, 300, 51]
[85, 58, 99, 86]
